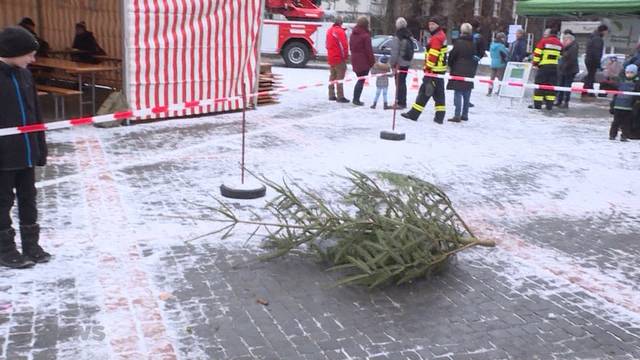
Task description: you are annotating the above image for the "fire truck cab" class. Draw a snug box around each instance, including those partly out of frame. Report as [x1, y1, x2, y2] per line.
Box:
[261, 0, 331, 67]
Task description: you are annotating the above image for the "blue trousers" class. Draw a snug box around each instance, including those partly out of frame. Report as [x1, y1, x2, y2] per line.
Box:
[453, 89, 471, 117]
[373, 87, 388, 104]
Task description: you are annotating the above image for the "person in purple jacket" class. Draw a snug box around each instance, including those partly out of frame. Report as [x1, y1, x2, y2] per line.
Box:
[349, 16, 375, 106]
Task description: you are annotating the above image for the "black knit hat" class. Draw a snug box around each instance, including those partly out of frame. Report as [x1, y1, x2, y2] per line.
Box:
[0, 26, 39, 58]
[428, 16, 444, 26]
[19, 17, 35, 27]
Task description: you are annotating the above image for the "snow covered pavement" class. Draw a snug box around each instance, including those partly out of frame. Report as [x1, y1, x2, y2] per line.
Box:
[1, 64, 639, 359]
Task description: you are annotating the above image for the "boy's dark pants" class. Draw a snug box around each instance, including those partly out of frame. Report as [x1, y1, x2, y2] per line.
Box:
[610, 109, 633, 139]
[0, 168, 37, 230]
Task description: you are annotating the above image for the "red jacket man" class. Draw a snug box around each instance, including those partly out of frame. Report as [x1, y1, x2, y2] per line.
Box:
[425, 27, 447, 74]
[402, 16, 448, 123]
[531, 29, 562, 110]
[326, 18, 349, 102]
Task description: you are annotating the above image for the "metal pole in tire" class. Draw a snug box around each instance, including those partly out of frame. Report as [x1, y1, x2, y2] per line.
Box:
[220, 80, 266, 200]
[380, 66, 406, 141]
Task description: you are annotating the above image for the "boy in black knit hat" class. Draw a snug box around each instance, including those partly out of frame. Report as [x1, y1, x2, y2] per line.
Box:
[0, 26, 50, 269]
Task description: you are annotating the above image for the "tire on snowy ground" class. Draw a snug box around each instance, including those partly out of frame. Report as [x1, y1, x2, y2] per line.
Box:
[380, 130, 406, 141]
[220, 184, 267, 200]
[282, 41, 310, 68]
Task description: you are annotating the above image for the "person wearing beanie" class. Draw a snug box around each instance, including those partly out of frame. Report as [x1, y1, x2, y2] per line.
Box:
[71, 21, 106, 63]
[401, 15, 448, 124]
[584, 24, 609, 97]
[389, 17, 413, 109]
[609, 64, 640, 141]
[0, 26, 50, 269]
[18, 17, 49, 57]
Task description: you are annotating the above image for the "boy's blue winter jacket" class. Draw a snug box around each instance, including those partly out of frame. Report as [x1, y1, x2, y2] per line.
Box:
[489, 41, 509, 69]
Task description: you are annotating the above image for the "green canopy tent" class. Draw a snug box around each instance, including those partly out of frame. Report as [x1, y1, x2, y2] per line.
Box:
[516, 0, 640, 16]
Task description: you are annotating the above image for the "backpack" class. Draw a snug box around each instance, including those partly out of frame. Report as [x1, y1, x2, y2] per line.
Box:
[401, 38, 414, 62]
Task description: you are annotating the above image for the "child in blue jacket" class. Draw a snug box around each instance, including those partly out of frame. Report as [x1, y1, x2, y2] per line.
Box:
[610, 64, 640, 141]
[488, 32, 509, 96]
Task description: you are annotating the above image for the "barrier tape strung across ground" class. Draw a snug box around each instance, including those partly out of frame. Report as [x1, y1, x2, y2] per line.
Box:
[412, 69, 640, 97]
[1, 70, 639, 138]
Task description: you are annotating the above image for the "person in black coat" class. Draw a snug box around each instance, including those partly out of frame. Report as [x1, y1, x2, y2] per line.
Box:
[556, 33, 579, 108]
[0, 26, 50, 269]
[18, 17, 49, 57]
[71, 21, 106, 63]
[447, 23, 476, 122]
[584, 24, 608, 96]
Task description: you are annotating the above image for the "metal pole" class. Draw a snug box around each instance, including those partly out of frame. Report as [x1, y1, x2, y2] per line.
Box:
[392, 65, 399, 131]
[78, 74, 83, 116]
[241, 80, 246, 185]
[91, 72, 96, 115]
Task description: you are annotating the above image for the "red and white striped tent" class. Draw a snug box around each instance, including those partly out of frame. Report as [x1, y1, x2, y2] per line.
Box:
[0, 0, 264, 116]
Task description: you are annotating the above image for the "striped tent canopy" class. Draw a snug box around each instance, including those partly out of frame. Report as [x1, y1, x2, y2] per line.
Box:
[0, 0, 264, 116]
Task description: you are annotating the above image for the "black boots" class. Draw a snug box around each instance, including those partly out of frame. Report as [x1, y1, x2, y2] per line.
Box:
[0, 228, 35, 269]
[20, 224, 51, 264]
[401, 109, 420, 121]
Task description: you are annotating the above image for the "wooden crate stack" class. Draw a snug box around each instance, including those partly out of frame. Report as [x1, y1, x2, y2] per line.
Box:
[257, 63, 282, 106]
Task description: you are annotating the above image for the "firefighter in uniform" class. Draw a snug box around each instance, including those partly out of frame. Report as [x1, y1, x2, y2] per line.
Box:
[401, 16, 447, 123]
[530, 29, 562, 110]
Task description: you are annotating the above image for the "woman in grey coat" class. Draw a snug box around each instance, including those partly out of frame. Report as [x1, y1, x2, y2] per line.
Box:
[389, 17, 413, 109]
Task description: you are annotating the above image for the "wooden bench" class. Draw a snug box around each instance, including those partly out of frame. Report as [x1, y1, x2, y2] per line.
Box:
[36, 85, 83, 120]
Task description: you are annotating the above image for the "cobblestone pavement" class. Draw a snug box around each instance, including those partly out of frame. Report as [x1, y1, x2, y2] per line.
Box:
[1, 66, 639, 360]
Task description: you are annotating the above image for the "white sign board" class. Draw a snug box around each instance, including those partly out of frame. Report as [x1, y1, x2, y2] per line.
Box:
[498, 62, 533, 98]
[560, 21, 600, 35]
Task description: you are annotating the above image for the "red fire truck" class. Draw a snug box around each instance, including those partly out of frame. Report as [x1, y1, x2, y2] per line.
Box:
[261, 0, 334, 67]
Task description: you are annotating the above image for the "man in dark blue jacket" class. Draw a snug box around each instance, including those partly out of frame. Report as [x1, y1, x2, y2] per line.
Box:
[509, 28, 528, 62]
[0, 26, 50, 269]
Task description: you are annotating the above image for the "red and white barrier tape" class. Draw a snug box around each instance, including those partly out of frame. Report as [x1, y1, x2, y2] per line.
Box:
[1, 70, 637, 137]
[413, 69, 640, 97]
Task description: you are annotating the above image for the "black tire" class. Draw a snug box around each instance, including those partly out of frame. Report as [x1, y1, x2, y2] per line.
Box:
[220, 184, 267, 200]
[380, 130, 406, 141]
[282, 41, 310, 68]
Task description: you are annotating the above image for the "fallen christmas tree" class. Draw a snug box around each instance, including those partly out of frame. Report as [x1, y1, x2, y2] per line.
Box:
[198, 169, 495, 288]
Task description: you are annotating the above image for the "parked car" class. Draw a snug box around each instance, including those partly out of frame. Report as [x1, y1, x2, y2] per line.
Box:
[575, 53, 627, 89]
[371, 35, 424, 60]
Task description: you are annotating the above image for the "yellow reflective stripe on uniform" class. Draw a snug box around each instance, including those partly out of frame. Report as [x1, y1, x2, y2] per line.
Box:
[533, 48, 542, 54]
[432, 65, 447, 72]
[539, 48, 561, 65]
[428, 49, 441, 56]
[533, 56, 541, 62]
[545, 95, 556, 100]
[412, 103, 425, 112]
[533, 95, 544, 101]
[435, 105, 446, 112]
